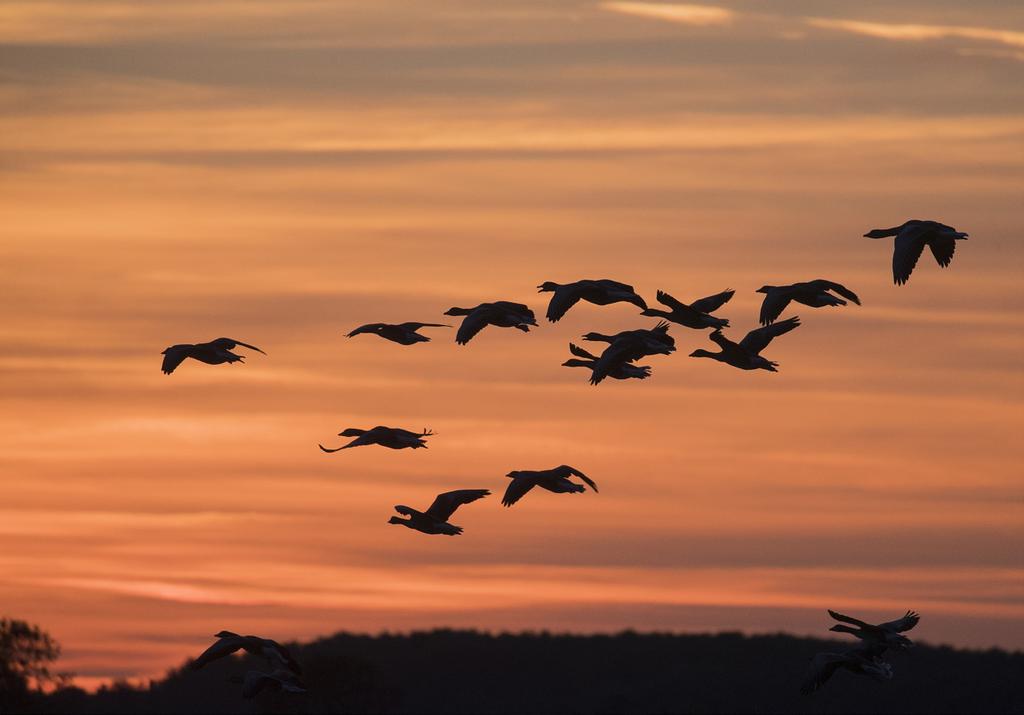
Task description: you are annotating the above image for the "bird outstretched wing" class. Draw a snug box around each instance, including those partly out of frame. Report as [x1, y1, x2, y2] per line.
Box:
[810, 280, 861, 305]
[211, 338, 265, 354]
[501, 478, 535, 507]
[455, 309, 490, 345]
[568, 342, 598, 360]
[556, 465, 598, 492]
[544, 286, 583, 322]
[800, 652, 845, 695]
[827, 609, 872, 629]
[740, 316, 800, 354]
[758, 291, 792, 326]
[191, 636, 243, 669]
[892, 224, 930, 285]
[880, 610, 920, 633]
[928, 237, 957, 268]
[398, 322, 450, 330]
[161, 345, 191, 374]
[690, 289, 734, 314]
[425, 489, 491, 521]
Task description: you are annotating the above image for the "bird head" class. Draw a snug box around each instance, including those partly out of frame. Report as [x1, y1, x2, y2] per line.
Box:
[581, 332, 607, 342]
[689, 349, 714, 359]
[387, 516, 405, 526]
[505, 471, 521, 479]
[755, 286, 773, 293]
[214, 630, 236, 639]
[537, 281, 560, 292]
[863, 228, 891, 238]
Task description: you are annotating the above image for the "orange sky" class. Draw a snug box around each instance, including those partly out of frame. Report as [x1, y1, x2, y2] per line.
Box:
[1, 0, 1023, 688]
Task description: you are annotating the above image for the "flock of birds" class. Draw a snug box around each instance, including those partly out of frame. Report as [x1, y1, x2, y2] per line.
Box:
[159, 219, 967, 699]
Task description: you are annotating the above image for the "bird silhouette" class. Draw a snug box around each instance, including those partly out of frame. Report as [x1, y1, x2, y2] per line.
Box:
[582, 321, 675, 385]
[161, 338, 265, 374]
[800, 648, 893, 695]
[389, 489, 491, 535]
[756, 280, 860, 325]
[192, 631, 301, 674]
[346, 322, 450, 345]
[689, 317, 801, 372]
[828, 609, 920, 653]
[641, 289, 733, 329]
[227, 669, 307, 699]
[562, 343, 652, 382]
[864, 220, 968, 285]
[538, 279, 648, 322]
[502, 465, 598, 507]
[444, 301, 537, 344]
[319, 426, 433, 452]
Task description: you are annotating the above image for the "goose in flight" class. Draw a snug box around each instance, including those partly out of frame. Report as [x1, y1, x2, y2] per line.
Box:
[538, 279, 648, 322]
[389, 489, 490, 535]
[583, 321, 675, 385]
[756, 280, 860, 325]
[502, 465, 598, 507]
[161, 338, 265, 375]
[346, 322, 450, 345]
[319, 426, 432, 453]
[562, 343, 651, 382]
[444, 301, 537, 345]
[800, 648, 893, 695]
[828, 609, 920, 652]
[228, 669, 307, 699]
[689, 317, 801, 372]
[641, 289, 733, 330]
[864, 220, 968, 285]
[192, 631, 301, 673]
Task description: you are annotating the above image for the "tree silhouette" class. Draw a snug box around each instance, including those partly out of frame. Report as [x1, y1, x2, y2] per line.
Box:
[0, 618, 71, 711]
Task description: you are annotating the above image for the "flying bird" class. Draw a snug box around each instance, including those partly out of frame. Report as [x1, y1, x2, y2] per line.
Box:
[689, 317, 801, 372]
[346, 322, 450, 345]
[537, 279, 648, 322]
[388, 489, 491, 535]
[864, 219, 968, 285]
[319, 426, 432, 453]
[641, 289, 733, 329]
[800, 648, 893, 695]
[192, 631, 301, 674]
[562, 343, 652, 382]
[756, 280, 860, 325]
[161, 338, 265, 375]
[502, 465, 598, 507]
[582, 321, 675, 385]
[828, 609, 920, 653]
[228, 669, 307, 699]
[444, 301, 537, 345]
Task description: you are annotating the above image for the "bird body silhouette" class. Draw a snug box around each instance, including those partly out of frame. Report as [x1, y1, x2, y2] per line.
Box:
[582, 321, 675, 385]
[444, 301, 537, 344]
[161, 338, 265, 374]
[228, 669, 307, 699]
[562, 343, 651, 381]
[828, 609, 920, 653]
[689, 317, 801, 371]
[502, 465, 598, 507]
[538, 279, 648, 322]
[192, 631, 301, 673]
[800, 648, 893, 694]
[641, 289, 733, 329]
[389, 489, 490, 535]
[756, 280, 860, 325]
[319, 426, 432, 452]
[864, 220, 968, 285]
[346, 322, 450, 344]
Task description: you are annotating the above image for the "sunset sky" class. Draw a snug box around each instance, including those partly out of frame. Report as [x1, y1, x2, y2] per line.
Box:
[1, 0, 1022, 689]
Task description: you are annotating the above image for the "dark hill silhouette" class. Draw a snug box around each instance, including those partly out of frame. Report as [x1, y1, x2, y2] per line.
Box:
[30, 630, 1024, 714]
